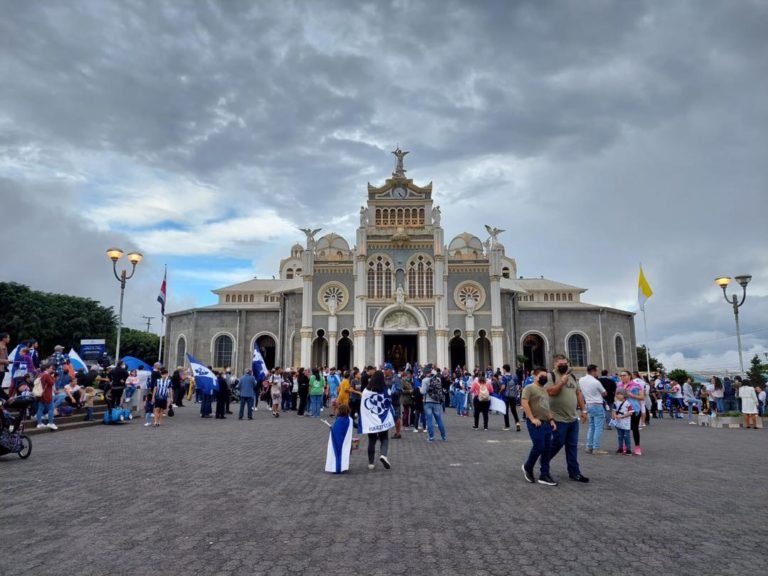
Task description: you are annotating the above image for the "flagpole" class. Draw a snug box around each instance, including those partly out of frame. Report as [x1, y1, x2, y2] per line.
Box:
[158, 315, 164, 365]
[642, 306, 651, 380]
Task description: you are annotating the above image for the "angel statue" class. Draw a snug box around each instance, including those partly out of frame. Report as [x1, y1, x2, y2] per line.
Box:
[392, 147, 409, 176]
[484, 225, 505, 248]
[298, 227, 322, 249]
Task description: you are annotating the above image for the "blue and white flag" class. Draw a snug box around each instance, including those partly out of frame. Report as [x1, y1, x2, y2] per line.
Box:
[489, 394, 507, 415]
[67, 348, 88, 372]
[5, 345, 20, 384]
[187, 354, 218, 394]
[325, 415, 353, 473]
[252, 345, 269, 383]
[359, 388, 395, 434]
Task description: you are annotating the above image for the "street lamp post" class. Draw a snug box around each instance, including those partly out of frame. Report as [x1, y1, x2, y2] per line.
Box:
[107, 248, 143, 361]
[714, 274, 752, 375]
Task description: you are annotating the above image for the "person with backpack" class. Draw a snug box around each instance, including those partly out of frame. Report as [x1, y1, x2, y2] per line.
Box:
[470, 375, 494, 430]
[420, 365, 446, 442]
[35, 363, 58, 430]
[308, 368, 325, 418]
[500, 364, 521, 431]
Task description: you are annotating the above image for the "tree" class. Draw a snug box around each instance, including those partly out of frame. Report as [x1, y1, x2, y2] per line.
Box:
[668, 369, 690, 384]
[0, 282, 117, 357]
[636, 346, 663, 373]
[746, 354, 766, 386]
[118, 328, 159, 366]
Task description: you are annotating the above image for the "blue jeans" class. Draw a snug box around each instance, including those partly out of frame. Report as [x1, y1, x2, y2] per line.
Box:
[715, 398, 725, 413]
[586, 404, 605, 449]
[53, 392, 67, 408]
[423, 402, 446, 440]
[524, 420, 553, 476]
[686, 399, 702, 420]
[36, 400, 54, 425]
[200, 394, 213, 416]
[550, 420, 582, 477]
[239, 397, 254, 419]
[454, 391, 465, 415]
[309, 395, 323, 417]
[616, 428, 632, 451]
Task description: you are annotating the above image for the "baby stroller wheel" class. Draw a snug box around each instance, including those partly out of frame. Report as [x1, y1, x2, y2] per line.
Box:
[18, 435, 32, 459]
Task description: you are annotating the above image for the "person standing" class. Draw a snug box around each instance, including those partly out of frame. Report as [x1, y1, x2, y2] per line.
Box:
[366, 370, 392, 469]
[599, 369, 617, 425]
[383, 363, 403, 439]
[214, 371, 228, 419]
[619, 371, 645, 455]
[501, 364, 521, 432]
[236, 369, 256, 420]
[421, 365, 447, 442]
[308, 368, 324, 418]
[269, 367, 283, 418]
[521, 367, 557, 485]
[738, 383, 759, 429]
[35, 364, 58, 430]
[682, 377, 702, 424]
[297, 368, 309, 416]
[0, 332, 10, 400]
[107, 361, 129, 410]
[470, 375, 493, 431]
[547, 355, 589, 483]
[152, 369, 172, 427]
[580, 364, 608, 455]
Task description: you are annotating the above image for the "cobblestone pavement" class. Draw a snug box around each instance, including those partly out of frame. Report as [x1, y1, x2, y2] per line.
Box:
[2, 405, 765, 576]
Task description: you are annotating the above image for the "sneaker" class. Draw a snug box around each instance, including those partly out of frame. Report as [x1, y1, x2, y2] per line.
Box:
[538, 475, 558, 486]
[36, 423, 46, 429]
[472, 426, 479, 430]
[688, 421, 696, 425]
[503, 427, 511, 431]
[368, 464, 375, 470]
[441, 437, 447, 441]
[47, 423, 58, 431]
[516, 423, 521, 432]
[144, 423, 151, 427]
[633, 447, 643, 456]
[379, 455, 391, 469]
[427, 437, 434, 443]
[413, 428, 420, 433]
[585, 448, 593, 454]
[521, 464, 535, 484]
[569, 474, 590, 483]
[615, 448, 623, 454]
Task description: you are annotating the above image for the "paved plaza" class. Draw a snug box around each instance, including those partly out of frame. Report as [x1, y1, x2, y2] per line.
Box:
[2, 406, 765, 576]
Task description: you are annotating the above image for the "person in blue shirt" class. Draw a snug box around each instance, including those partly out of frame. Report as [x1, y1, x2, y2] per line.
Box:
[238, 369, 257, 420]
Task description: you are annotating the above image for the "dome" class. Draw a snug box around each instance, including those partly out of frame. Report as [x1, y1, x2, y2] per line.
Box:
[290, 243, 304, 258]
[448, 232, 485, 259]
[315, 233, 351, 260]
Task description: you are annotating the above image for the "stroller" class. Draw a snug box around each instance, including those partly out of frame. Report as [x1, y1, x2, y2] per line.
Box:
[0, 395, 33, 459]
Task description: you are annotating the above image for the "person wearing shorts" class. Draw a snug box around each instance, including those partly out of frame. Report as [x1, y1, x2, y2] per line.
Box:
[269, 367, 283, 418]
[152, 369, 172, 427]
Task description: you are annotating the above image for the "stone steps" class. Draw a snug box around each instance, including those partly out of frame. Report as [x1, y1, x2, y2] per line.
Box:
[21, 401, 137, 435]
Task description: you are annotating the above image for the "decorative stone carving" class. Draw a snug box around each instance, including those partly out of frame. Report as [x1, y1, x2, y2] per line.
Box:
[433, 205, 441, 226]
[395, 284, 405, 307]
[317, 282, 348, 313]
[383, 310, 419, 330]
[392, 147, 409, 177]
[464, 294, 476, 317]
[454, 281, 486, 312]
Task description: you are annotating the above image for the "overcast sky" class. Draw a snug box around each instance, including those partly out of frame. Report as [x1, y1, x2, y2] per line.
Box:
[2, 0, 766, 373]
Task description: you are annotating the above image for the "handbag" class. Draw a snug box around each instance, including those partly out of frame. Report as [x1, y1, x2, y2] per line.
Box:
[32, 377, 43, 398]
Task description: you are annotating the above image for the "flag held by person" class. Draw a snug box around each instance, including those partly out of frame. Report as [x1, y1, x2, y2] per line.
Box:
[638, 265, 653, 311]
[252, 345, 269, 383]
[187, 354, 217, 394]
[325, 414, 353, 473]
[157, 267, 167, 316]
[359, 387, 395, 434]
[489, 394, 507, 414]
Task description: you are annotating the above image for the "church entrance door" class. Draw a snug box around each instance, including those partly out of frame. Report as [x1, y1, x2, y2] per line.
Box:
[522, 334, 546, 371]
[383, 334, 417, 371]
[449, 336, 466, 371]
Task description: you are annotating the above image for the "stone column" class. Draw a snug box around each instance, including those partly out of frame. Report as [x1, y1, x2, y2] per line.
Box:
[353, 329, 367, 368]
[299, 239, 315, 368]
[353, 222, 368, 369]
[465, 313, 475, 372]
[374, 329, 384, 367]
[418, 329, 428, 365]
[327, 314, 338, 368]
[491, 328, 504, 370]
[300, 328, 313, 368]
[435, 329, 449, 369]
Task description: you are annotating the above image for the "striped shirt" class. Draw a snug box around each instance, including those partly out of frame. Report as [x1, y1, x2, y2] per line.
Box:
[155, 377, 172, 400]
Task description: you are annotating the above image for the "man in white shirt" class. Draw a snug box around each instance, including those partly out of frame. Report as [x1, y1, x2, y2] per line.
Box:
[579, 364, 607, 455]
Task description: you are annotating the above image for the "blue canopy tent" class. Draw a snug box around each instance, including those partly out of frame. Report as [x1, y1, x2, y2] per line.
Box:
[120, 356, 151, 371]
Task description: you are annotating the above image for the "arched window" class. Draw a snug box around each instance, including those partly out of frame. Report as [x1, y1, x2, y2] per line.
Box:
[615, 335, 625, 368]
[556, 293, 561, 301]
[175, 336, 186, 368]
[567, 334, 587, 366]
[295, 268, 302, 276]
[367, 255, 393, 299]
[225, 294, 231, 303]
[286, 268, 294, 279]
[407, 255, 433, 299]
[502, 266, 510, 279]
[419, 208, 425, 224]
[544, 293, 549, 302]
[249, 294, 254, 302]
[568, 293, 573, 302]
[375, 208, 382, 225]
[213, 334, 234, 368]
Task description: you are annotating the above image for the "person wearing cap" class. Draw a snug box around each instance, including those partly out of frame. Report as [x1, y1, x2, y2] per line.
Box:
[579, 364, 608, 455]
[383, 362, 403, 439]
[420, 364, 447, 442]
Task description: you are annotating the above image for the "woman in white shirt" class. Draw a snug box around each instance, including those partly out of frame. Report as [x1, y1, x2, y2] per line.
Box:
[738, 384, 759, 429]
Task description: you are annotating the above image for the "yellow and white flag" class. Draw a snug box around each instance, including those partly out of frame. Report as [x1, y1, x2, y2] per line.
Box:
[638, 265, 653, 311]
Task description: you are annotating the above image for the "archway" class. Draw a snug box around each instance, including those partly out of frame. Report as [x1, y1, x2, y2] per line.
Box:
[255, 335, 276, 370]
[311, 337, 328, 368]
[449, 335, 466, 371]
[522, 333, 546, 371]
[337, 331, 353, 371]
[475, 330, 492, 371]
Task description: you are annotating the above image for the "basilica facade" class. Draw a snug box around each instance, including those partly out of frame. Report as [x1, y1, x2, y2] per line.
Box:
[165, 152, 637, 375]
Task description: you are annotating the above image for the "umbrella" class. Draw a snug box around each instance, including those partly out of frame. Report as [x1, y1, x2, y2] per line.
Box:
[120, 355, 151, 371]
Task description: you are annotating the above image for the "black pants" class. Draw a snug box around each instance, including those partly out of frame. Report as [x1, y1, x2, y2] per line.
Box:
[349, 398, 360, 422]
[474, 398, 490, 429]
[367, 431, 389, 464]
[172, 385, 184, 406]
[630, 412, 641, 447]
[297, 392, 308, 415]
[215, 394, 227, 418]
[503, 397, 520, 428]
[291, 392, 298, 410]
[108, 387, 123, 410]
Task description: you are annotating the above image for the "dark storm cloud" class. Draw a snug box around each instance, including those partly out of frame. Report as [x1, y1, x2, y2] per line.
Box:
[1, 0, 767, 369]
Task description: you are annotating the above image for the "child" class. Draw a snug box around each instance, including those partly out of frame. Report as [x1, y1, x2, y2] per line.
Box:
[325, 404, 353, 473]
[454, 378, 466, 417]
[143, 395, 153, 427]
[612, 390, 634, 454]
[83, 386, 96, 421]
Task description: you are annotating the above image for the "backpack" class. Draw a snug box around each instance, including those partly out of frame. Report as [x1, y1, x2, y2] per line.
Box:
[426, 376, 443, 403]
[32, 377, 43, 398]
[478, 382, 490, 402]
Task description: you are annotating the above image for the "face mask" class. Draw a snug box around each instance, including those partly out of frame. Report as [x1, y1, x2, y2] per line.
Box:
[557, 365, 569, 375]
[538, 375, 548, 385]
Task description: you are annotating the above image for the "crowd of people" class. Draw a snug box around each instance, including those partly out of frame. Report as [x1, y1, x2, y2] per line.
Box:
[1, 331, 765, 479]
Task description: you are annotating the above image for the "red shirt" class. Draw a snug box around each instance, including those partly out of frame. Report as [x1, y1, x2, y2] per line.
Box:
[470, 380, 494, 399]
[41, 372, 55, 403]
